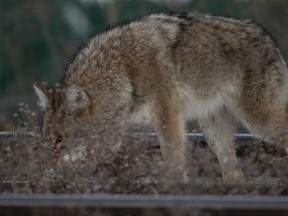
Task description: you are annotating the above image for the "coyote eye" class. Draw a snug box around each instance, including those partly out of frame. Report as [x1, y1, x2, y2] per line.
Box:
[56, 135, 63, 144]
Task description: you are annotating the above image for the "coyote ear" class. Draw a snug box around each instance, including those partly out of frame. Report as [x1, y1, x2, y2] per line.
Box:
[65, 85, 91, 113]
[33, 82, 51, 110]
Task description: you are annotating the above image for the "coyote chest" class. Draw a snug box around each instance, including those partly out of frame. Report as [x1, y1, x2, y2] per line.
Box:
[177, 83, 238, 121]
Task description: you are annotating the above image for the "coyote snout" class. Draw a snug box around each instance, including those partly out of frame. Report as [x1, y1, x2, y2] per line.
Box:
[34, 12, 288, 183]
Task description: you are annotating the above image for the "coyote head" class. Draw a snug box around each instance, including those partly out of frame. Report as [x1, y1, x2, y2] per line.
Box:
[33, 82, 92, 151]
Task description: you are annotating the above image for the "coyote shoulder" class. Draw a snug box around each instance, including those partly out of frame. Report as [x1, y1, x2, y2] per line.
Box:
[34, 12, 288, 183]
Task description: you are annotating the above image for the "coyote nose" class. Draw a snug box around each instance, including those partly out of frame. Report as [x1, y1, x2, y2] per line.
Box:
[53, 143, 61, 152]
[53, 145, 59, 152]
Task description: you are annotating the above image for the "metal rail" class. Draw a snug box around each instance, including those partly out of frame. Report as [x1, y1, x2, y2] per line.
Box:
[0, 194, 288, 209]
[0, 178, 284, 190]
[149, 133, 257, 142]
[0, 131, 35, 138]
[0, 131, 257, 142]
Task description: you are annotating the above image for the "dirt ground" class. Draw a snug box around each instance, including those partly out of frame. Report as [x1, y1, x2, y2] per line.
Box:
[1, 132, 288, 195]
[1, 112, 288, 216]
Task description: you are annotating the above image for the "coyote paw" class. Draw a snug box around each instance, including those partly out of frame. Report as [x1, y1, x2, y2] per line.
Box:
[223, 169, 245, 184]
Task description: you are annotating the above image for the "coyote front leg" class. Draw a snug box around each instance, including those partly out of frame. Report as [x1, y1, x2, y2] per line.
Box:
[153, 98, 187, 182]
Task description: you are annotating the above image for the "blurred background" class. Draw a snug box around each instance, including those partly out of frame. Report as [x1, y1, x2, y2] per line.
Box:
[1, 0, 288, 129]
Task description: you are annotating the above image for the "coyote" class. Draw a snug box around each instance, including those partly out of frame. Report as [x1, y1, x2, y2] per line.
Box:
[34, 12, 288, 183]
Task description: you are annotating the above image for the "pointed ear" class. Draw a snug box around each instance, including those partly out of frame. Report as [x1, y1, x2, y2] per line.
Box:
[65, 85, 91, 113]
[33, 82, 51, 110]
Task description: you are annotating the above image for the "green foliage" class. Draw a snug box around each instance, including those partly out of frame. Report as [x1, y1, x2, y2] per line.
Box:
[83, 2, 106, 32]
[118, 0, 168, 21]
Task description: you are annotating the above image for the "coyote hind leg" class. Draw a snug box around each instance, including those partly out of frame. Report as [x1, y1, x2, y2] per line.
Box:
[199, 108, 245, 183]
[240, 104, 288, 151]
